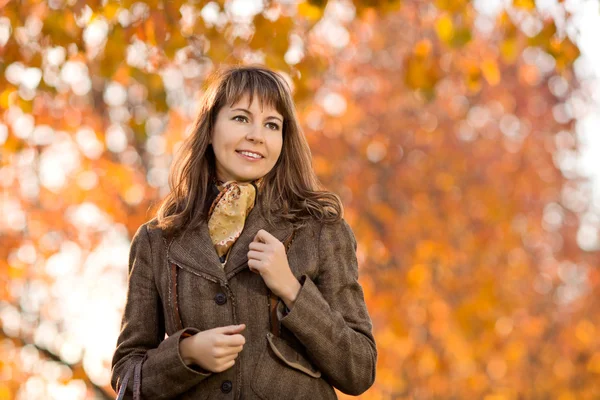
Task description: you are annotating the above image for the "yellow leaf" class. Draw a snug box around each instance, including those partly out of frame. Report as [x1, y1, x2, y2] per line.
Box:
[416, 240, 437, 260]
[513, 0, 535, 9]
[313, 155, 332, 177]
[414, 39, 432, 57]
[0, 89, 16, 109]
[553, 38, 581, 72]
[484, 395, 507, 400]
[405, 57, 428, 89]
[557, 392, 577, 400]
[377, 367, 406, 390]
[553, 357, 574, 379]
[575, 319, 595, 346]
[370, 204, 395, 229]
[481, 59, 501, 85]
[0, 384, 12, 400]
[405, 40, 441, 93]
[407, 264, 431, 288]
[381, 0, 402, 14]
[418, 347, 438, 375]
[435, 0, 468, 13]
[588, 352, 600, 374]
[465, 64, 482, 93]
[102, 3, 120, 20]
[435, 14, 454, 44]
[145, 19, 156, 46]
[505, 341, 525, 362]
[435, 172, 455, 192]
[298, 2, 323, 21]
[500, 38, 518, 64]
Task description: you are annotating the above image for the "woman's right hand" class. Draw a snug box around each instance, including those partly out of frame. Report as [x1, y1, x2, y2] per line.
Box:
[179, 324, 246, 373]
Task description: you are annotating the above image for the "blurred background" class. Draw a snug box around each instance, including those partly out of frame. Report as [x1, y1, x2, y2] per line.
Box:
[1, 0, 600, 399]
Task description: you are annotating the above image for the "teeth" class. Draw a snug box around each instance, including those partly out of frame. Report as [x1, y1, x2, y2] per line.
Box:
[240, 151, 261, 159]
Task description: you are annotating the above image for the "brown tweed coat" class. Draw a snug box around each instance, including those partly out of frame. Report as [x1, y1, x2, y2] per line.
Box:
[110, 195, 377, 399]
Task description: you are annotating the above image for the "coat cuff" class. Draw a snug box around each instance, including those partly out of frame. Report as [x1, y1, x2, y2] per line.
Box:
[278, 275, 329, 334]
[141, 327, 211, 393]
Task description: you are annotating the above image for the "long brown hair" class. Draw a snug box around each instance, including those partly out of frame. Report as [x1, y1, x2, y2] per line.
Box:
[155, 64, 342, 236]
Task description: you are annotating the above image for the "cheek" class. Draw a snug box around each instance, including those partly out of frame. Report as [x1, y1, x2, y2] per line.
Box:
[212, 129, 234, 154]
[269, 137, 283, 159]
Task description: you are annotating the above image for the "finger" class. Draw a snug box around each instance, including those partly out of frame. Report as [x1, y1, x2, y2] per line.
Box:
[215, 359, 236, 373]
[219, 352, 240, 363]
[227, 334, 246, 346]
[247, 250, 263, 260]
[249, 265, 260, 274]
[248, 242, 268, 251]
[221, 333, 246, 347]
[248, 259, 262, 273]
[214, 324, 246, 334]
[215, 345, 244, 358]
[254, 229, 277, 245]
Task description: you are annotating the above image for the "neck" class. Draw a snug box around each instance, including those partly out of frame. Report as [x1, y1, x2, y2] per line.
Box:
[214, 176, 265, 190]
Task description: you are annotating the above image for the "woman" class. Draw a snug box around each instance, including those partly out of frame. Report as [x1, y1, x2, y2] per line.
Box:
[110, 64, 377, 399]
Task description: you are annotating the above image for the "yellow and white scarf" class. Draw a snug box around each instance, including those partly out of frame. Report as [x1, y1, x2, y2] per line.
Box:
[207, 176, 264, 267]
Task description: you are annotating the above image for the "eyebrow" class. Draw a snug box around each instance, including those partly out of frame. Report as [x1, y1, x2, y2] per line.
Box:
[231, 108, 283, 123]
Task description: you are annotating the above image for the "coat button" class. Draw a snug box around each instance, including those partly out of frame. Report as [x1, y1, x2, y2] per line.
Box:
[214, 293, 227, 305]
[220, 380, 232, 393]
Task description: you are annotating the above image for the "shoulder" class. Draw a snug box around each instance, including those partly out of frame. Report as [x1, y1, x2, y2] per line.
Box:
[313, 217, 360, 278]
[308, 217, 357, 250]
[145, 216, 160, 230]
[131, 217, 158, 237]
[128, 218, 168, 270]
[132, 217, 165, 248]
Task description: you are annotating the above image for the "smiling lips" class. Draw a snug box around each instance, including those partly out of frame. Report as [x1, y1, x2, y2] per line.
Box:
[236, 150, 263, 161]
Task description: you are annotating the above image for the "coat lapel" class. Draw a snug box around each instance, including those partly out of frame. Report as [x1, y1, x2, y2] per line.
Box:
[167, 194, 294, 281]
[167, 219, 226, 281]
[223, 196, 293, 277]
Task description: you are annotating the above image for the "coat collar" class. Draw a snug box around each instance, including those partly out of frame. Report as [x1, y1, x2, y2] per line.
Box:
[167, 194, 294, 281]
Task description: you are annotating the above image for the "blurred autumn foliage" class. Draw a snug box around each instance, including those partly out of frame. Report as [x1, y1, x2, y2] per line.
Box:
[1, 0, 599, 399]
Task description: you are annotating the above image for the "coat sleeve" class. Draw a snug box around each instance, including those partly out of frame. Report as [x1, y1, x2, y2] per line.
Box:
[278, 218, 377, 396]
[110, 224, 212, 399]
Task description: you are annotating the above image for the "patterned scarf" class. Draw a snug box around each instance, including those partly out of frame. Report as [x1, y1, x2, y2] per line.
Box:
[207, 176, 265, 267]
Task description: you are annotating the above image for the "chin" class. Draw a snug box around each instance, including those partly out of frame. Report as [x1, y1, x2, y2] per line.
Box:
[236, 171, 267, 182]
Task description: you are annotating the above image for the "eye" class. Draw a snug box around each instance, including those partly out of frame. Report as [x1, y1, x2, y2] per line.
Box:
[233, 115, 280, 131]
[233, 115, 248, 123]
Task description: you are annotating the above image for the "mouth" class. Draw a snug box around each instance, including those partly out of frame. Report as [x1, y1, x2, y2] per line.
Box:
[236, 150, 264, 161]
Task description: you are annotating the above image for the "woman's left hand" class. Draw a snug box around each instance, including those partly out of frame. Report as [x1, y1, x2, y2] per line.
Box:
[248, 229, 301, 308]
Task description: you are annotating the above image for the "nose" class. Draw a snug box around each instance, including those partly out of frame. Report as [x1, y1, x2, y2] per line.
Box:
[245, 122, 264, 144]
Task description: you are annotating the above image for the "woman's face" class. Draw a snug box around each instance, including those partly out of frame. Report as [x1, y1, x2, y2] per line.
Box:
[210, 92, 284, 183]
